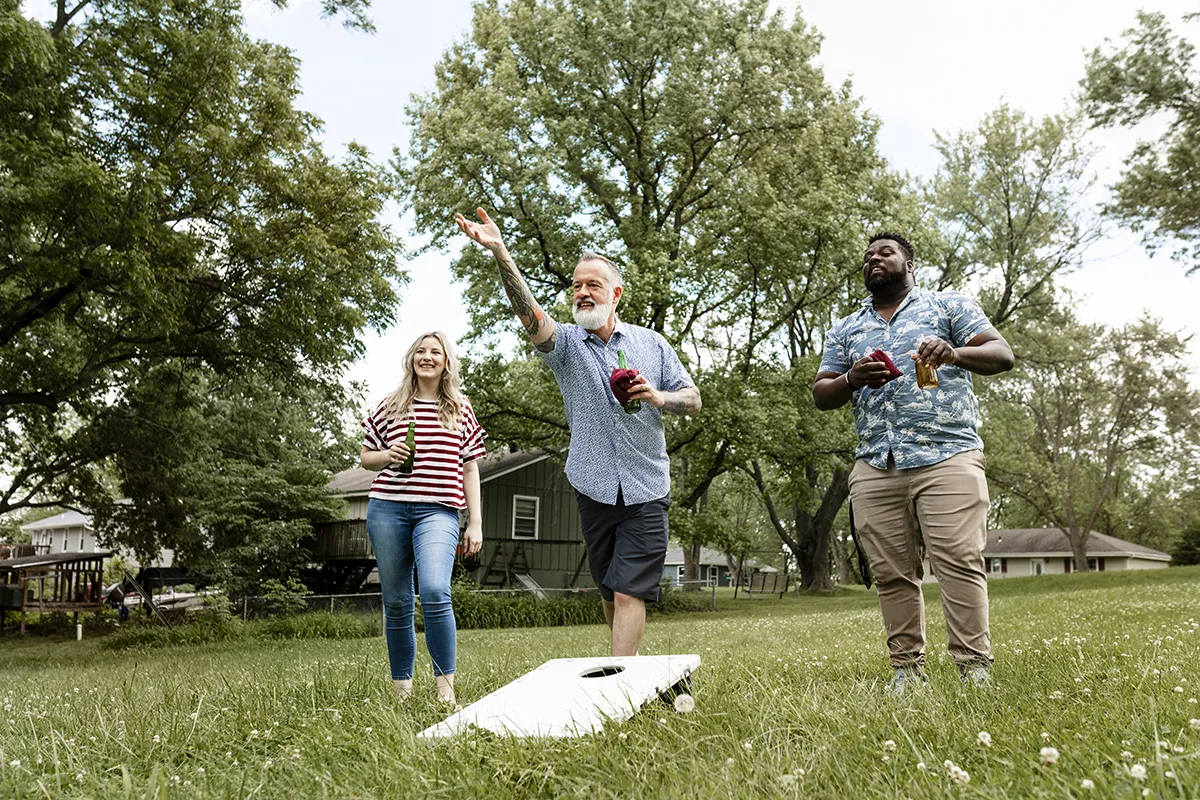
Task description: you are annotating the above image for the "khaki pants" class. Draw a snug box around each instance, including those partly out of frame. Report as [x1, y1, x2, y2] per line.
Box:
[847, 450, 992, 669]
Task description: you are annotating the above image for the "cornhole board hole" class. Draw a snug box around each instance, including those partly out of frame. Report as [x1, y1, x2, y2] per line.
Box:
[418, 654, 700, 739]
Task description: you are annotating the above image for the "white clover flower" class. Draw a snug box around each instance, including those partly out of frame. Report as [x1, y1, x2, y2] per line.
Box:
[618, 733, 627, 740]
[152, 734, 160, 744]
[8, 759, 20, 767]
[1040, 746, 1060, 765]
[673, 694, 695, 713]
[1190, 719, 1200, 730]
[1080, 779, 1095, 790]
[1041, 731, 1050, 741]
[743, 741, 753, 751]
[1166, 770, 1176, 779]
[916, 762, 926, 771]
[950, 766, 970, 785]
[1121, 750, 1134, 762]
[977, 731, 992, 748]
[883, 740, 897, 752]
[1142, 789, 1151, 798]
[1130, 763, 1147, 780]
[779, 774, 797, 787]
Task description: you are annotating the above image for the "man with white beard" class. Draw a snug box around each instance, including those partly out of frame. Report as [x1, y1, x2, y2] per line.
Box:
[455, 208, 701, 656]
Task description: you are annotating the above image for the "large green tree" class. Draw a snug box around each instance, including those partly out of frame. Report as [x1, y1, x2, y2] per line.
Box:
[983, 315, 1199, 571]
[924, 104, 1099, 333]
[404, 0, 902, 587]
[1081, 11, 1200, 275]
[0, 0, 401, 529]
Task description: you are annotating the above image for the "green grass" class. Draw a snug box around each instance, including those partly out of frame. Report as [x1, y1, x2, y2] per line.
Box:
[2, 567, 1199, 798]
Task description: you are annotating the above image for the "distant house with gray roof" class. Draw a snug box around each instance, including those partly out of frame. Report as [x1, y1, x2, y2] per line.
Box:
[921, 528, 1171, 582]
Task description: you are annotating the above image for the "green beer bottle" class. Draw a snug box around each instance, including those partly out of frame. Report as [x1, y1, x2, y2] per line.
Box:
[398, 421, 416, 474]
[618, 350, 640, 414]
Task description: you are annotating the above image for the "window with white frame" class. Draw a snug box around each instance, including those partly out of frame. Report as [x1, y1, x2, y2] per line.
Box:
[990, 558, 1003, 573]
[511, 495, 540, 540]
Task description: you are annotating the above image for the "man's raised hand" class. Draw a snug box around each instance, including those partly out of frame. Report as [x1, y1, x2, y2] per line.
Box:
[455, 207, 505, 252]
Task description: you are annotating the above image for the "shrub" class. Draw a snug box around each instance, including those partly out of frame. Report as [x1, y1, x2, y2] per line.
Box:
[100, 611, 378, 650]
[424, 580, 714, 631]
[652, 584, 714, 615]
[257, 611, 378, 640]
[260, 577, 309, 617]
[101, 618, 247, 651]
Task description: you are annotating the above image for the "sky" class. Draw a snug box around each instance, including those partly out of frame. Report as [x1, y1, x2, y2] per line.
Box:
[238, 0, 1200, 402]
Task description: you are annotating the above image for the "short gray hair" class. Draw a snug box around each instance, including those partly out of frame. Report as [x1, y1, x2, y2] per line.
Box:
[577, 251, 623, 289]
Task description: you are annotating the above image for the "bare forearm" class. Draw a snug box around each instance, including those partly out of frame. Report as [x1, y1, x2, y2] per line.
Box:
[952, 341, 1015, 375]
[661, 386, 702, 415]
[493, 244, 555, 350]
[812, 374, 853, 410]
[463, 462, 482, 523]
[360, 448, 391, 471]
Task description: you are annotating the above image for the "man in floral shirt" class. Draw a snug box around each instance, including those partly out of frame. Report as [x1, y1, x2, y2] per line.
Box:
[813, 232, 1014, 693]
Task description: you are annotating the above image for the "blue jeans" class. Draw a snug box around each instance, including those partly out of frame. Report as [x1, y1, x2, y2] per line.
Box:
[366, 499, 460, 679]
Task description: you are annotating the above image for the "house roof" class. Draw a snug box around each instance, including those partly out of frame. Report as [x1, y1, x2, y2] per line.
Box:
[0, 551, 114, 570]
[327, 451, 554, 496]
[662, 547, 760, 569]
[19, 509, 92, 533]
[983, 529, 1171, 561]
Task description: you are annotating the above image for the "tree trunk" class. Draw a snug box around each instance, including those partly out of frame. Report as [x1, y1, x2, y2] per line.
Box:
[725, 550, 745, 589]
[799, 527, 835, 591]
[682, 540, 702, 591]
[831, 532, 853, 586]
[1069, 529, 1090, 573]
[797, 469, 849, 593]
[747, 461, 849, 594]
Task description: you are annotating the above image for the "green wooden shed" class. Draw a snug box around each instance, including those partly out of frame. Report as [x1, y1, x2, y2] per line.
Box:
[316, 451, 591, 594]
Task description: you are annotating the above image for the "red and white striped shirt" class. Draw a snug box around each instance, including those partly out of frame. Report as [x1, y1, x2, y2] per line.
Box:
[362, 398, 487, 509]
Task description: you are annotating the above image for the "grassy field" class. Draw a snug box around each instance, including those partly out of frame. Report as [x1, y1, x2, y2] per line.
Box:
[2, 567, 1199, 798]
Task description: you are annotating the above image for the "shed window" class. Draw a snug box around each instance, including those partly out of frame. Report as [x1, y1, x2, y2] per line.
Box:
[511, 496, 540, 540]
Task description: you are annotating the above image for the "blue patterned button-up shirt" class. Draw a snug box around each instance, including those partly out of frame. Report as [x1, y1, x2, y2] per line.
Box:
[538, 318, 694, 505]
[819, 287, 994, 470]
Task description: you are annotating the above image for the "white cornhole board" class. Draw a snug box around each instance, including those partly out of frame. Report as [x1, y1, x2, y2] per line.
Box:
[419, 654, 700, 739]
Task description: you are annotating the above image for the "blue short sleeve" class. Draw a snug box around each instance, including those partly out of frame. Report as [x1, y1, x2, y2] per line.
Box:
[941, 292, 994, 347]
[657, 333, 694, 392]
[818, 325, 850, 375]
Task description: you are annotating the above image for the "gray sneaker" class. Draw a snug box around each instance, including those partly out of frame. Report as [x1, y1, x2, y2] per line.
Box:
[960, 665, 992, 688]
[887, 666, 929, 696]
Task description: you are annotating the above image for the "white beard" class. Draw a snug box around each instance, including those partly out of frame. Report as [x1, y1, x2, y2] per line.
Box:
[573, 299, 612, 330]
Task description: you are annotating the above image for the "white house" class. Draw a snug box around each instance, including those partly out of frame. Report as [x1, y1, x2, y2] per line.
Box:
[922, 528, 1170, 582]
[661, 547, 761, 587]
[20, 508, 173, 567]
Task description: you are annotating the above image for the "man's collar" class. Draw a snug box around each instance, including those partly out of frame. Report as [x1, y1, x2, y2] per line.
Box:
[860, 285, 923, 310]
[578, 314, 624, 341]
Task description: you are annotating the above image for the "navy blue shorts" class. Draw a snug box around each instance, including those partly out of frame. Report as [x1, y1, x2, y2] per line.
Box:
[575, 488, 670, 602]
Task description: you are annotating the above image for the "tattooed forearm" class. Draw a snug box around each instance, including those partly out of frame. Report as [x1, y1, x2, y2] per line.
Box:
[534, 329, 557, 353]
[495, 248, 544, 337]
[661, 387, 702, 415]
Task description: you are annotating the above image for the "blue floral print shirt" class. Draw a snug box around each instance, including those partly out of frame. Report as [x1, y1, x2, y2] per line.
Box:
[819, 287, 995, 469]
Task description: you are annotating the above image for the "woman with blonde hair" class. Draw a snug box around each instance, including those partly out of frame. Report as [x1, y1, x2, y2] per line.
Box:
[360, 331, 486, 703]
